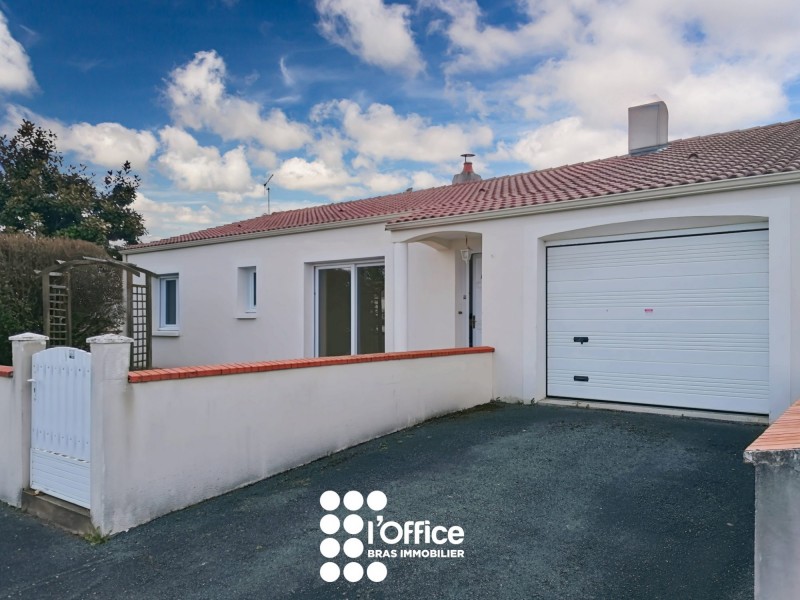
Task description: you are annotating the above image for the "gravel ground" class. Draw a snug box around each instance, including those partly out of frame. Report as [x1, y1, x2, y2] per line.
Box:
[0, 403, 763, 600]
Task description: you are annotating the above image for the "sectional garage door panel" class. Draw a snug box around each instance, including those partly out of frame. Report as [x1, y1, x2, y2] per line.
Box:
[546, 228, 769, 414]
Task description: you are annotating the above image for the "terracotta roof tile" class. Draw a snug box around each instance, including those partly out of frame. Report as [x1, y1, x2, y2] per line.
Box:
[128, 119, 800, 250]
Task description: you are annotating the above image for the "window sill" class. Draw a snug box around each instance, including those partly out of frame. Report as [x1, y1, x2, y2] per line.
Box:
[154, 330, 180, 337]
[236, 313, 258, 320]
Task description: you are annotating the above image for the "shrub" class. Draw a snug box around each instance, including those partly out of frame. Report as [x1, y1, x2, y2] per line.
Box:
[0, 234, 123, 365]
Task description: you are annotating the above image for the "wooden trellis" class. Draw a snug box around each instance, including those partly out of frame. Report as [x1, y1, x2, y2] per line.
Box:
[39, 257, 157, 370]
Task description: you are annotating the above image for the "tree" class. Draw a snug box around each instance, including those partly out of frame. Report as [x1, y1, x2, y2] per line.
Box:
[0, 120, 147, 255]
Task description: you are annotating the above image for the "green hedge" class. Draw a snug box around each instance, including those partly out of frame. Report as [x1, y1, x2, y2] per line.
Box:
[0, 234, 123, 365]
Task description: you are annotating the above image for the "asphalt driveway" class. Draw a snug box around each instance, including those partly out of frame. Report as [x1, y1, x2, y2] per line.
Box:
[0, 404, 763, 600]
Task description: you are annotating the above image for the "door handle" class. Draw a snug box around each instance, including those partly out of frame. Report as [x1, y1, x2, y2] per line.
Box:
[573, 336, 589, 344]
[469, 315, 476, 329]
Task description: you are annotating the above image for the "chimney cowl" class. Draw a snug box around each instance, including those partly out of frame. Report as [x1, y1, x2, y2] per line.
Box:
[452, 153, 482, 184]
[628, 100, 668, 155]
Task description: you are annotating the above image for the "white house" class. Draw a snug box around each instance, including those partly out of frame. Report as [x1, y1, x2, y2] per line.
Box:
[122, 102, 800, 422]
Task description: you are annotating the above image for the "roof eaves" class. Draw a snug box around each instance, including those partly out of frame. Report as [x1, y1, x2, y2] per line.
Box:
[121, 213, 407, 254]
[386, 169, 800, 231]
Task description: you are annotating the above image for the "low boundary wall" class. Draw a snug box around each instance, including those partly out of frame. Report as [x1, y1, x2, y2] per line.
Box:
[0, 334, 47, 507]
[0, 366, 16, 504]
[745, 399, 800, 600]
[93, 341, 495, 534]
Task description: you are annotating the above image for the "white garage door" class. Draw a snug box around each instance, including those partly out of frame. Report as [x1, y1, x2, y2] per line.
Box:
[546, 227, 769, 414]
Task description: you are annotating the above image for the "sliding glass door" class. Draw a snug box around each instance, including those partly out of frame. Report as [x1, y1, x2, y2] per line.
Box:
[317, 262, 385, 356]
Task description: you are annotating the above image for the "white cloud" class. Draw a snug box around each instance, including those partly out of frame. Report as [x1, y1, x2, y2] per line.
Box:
[246, 146, 279, 169]
[279, 56, 295, 87]
[316, 0, 425, 76]
[0, 11, 36, 94]
[274, 156, 355, 194]
[166, 50, 311, 151]
[312, 130, 351, 169]
[494, 117, 625, 170]
[61, 122, 158, 169]
[272, 99, 494, 199]
[424, 0, 800, 170]
[3, 105, 157, 169]
[157, 126, 259, 201]
[422, 0, 579, 74]
[364, 172, 409, 194]
[134, 193, 217, 240]
[335, 99, 493, 163]
[411, 170, 448, 190]
[668, 67, 786, 135]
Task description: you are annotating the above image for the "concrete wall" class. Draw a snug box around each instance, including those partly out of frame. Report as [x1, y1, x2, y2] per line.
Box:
[748, 451, 800, 600]
[90, 345, 494, 534]
[0, 335, 47, 507]
[744, 400, 800, 600]
[0, 368, 16, 504]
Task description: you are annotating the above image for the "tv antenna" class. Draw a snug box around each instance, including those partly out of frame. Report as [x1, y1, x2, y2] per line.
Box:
[263, 174, 274, 215]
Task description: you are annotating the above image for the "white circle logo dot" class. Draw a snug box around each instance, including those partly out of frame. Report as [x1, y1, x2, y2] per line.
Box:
[320, 537, 340, 559]
[343, 537, 364, 558]
[367, 561, 388, 583]
[320, 490, 340, 511]
[320, 514, 340, 535]
[343, 562, 364, 582]
[320, 562, 340, 582]
[366, 491, 387, 511]
[343, 513, 364, 534]
[343, 490, 364, 511]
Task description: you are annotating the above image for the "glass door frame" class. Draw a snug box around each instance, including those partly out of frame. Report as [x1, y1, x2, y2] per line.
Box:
[314, 259, 385, 357]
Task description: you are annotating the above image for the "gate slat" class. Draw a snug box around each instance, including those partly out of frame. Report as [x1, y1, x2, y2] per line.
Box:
[30, 347, 91, 508]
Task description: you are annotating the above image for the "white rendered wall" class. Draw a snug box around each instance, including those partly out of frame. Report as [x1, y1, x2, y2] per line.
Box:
[0, 335, 47, 508]
[0, 374, 16, 504]
[126, 185, 800, 420]
[407, 242, 457, 350]
[396, 187, 800, 419]
[128, 223, 394, 366]
[128, 222, 463, 366]
[94, 352, 494, 533]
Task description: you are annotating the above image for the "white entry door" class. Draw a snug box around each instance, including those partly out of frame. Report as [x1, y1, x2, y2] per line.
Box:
[470, 253, 483, 346]
[30, 347, 92, 508]
[546, 227, 769, 414]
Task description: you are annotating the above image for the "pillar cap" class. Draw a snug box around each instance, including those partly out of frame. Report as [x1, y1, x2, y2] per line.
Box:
[87, 334, 134, 345]
[8, 333, 49, 342]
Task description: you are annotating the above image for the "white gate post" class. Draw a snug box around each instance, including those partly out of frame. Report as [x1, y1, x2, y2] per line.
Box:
[0, 333, 48, 507]
[88, 334, 132, 534]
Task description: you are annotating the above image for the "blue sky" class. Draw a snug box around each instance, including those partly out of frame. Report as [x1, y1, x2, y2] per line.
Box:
[1, 0, 799, 240]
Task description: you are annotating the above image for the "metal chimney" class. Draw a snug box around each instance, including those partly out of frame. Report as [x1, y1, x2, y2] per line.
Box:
[452, 153, 482, 184]
[628, 101, 668, 155]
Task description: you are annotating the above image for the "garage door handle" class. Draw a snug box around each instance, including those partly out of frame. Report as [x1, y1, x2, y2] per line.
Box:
[573, 336, 589, 344]
[574, 375, 589, 382]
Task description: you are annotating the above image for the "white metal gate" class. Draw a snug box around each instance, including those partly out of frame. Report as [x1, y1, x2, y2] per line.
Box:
[30, 347, 91, 508]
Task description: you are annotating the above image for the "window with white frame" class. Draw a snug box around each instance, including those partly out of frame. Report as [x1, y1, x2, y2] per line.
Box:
[237, 266, 257, 315]
[159, 275, 179, 330]
[315, 261, 385, 357]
